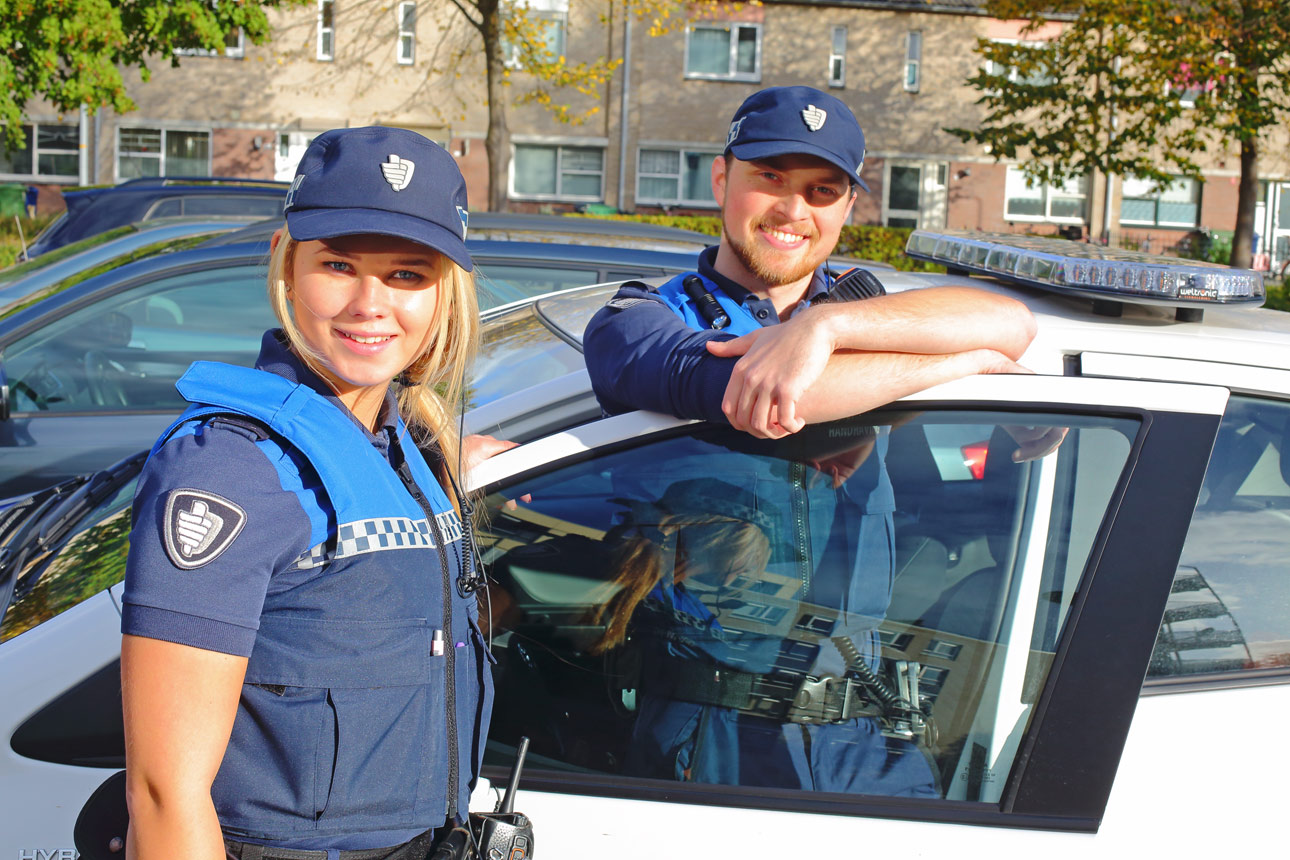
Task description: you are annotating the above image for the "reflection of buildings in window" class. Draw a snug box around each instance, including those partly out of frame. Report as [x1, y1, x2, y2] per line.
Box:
[0, 123, 80, 179]
[1119, 176, 1201, 228]
[685, 22, 761, 82]
[636, 148, 718, 207]
[117, 128, 212, 180]
[511, 142, 603, 200]
[1004, 166, 1087, 222]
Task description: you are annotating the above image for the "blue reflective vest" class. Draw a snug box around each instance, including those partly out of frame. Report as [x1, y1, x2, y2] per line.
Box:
[156, 362, 493, 842]
[653, 272, 762, 336]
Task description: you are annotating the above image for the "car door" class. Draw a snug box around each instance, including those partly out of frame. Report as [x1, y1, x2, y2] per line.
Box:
[0, 253, 275, 498]
[464, 374, 1228, 857]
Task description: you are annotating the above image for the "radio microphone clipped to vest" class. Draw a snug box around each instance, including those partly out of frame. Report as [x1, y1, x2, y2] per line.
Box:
[682, 275, 731, 330]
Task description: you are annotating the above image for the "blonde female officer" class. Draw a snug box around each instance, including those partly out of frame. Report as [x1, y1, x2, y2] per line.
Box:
[120, 127, 491, 860]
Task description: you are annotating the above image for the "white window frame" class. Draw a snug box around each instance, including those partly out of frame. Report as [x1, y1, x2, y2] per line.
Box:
[115, 127, 213, 181]
[683, 22, 762, 83]
[828, 26, 846, 89]
[317, 0, 335, 61]
[1119, 176, 1202, 229]
[503, 0, 568, 69]
[509, 142, 605, 202]
[985, 38, 1054, 90]
[175, 27, 244, 58]
[905, 30, 922, 92]
[0, 122, 81, 181]
[1003, 166, 1088, 224]
[397, 1, 416, 65]
[635, 147, 721, 208]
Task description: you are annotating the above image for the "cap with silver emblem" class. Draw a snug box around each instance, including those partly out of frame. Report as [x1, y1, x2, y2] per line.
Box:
[284, 126, 473, 271]
[724, 86, 870, 192]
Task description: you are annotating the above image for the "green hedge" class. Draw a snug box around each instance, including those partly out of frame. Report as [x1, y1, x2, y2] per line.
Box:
[1266, 278, 1290, 313]
[0, 213, 56, 269]
[565, 213, 941, 272]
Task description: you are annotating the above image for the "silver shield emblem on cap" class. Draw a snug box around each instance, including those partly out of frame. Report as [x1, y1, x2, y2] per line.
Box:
[801, 105, 827, 132]
[163, 489, 248, 570]
[726, 117, 745, 147]
[381, 154, 416, 192]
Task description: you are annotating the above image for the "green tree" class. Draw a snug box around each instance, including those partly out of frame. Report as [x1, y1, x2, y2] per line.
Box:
[0, 0, 308, 151]
[946, 0, 1290, 268]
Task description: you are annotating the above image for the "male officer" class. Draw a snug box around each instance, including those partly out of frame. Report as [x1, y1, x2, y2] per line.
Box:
[581, 87, 1043, 797]
[583, 86, 1036, 437]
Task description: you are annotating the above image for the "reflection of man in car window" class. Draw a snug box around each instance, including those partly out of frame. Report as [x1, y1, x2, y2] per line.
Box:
[580, 87, 1040, 797]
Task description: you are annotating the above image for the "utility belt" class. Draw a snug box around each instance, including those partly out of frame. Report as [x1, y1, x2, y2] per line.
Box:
[645, 654, 937, 745]
[225, 829, 439, 860]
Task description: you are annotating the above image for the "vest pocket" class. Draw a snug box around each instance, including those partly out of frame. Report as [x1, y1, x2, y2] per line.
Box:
[229, 615, 443, 832]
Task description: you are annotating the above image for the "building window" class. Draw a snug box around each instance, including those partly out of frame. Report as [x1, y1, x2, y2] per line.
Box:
[985, 40, 1054, 89]
[1120, 176, 1201, 228]
[905, 31, 922, 92]
[637, 148, 718, 207]
[0, 123, 80, 180]
[317, 0, 335, 61]
[504, 0, 568, 68]
[828, 27, 846, 88]
[176, 28, 244, 58]
[1004, 166, 1087, 222]
[117, 128, 211, 180]
[511, 143, 603, 200]
[397, 1, 416, 65]
[684, 23, 761, 82]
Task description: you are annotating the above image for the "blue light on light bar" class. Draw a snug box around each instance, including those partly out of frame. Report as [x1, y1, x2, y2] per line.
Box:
[905, 230, 1266, 310]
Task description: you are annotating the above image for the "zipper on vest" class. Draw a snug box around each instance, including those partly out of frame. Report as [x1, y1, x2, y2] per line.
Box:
[394, 458, 460, 821]
[790, 461, 812, 596]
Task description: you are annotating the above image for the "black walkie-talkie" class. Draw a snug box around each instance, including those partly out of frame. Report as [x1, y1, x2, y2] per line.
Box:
[814, 266, 887, 304]
[472, 737, 534, 859]
[682, 275, 731, 330]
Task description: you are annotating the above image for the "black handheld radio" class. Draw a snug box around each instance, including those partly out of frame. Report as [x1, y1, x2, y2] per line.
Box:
[429, 737, 534, 860]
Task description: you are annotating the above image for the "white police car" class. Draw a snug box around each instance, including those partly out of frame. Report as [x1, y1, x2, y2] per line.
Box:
[2, 232, 1286, 858]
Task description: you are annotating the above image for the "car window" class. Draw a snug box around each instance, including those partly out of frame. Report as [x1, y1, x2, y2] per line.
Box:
[178, 195, 285, 218]
[474, 263, 602, 306]
[5, 263, 274, 414]
[1148, 394, 1290, 680]
[469, 305, 583, 409]
[0, 476, 138, 643]
[477, 410, 1138, 808]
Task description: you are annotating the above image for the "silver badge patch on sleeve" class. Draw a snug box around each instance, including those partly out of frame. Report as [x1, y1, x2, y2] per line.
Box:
[606, 297, 648, 310]
[163, 489, 248, 570]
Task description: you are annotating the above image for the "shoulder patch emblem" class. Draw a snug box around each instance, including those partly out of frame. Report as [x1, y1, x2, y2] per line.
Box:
[606, 297, 648, 310]
[163, 489, 248, 570]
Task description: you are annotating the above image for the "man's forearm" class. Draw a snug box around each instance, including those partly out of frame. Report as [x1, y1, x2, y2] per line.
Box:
[790, 348, 1020, 426]
[810, 287, 1037, 361]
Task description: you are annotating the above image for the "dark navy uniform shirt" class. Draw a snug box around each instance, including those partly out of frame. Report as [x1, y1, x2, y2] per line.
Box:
[582, 246, 831, 421]
[122, 332, 398, 658]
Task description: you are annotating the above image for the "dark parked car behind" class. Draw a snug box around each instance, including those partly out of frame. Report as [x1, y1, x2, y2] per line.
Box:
[22, 177, 290, 259]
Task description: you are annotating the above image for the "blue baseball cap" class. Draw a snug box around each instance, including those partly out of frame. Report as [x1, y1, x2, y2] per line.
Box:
[284, 126, 473, 271]
[724, 86, 870, 192]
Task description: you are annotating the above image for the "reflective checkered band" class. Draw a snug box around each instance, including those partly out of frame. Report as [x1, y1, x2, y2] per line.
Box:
[288, 511, 463, 570]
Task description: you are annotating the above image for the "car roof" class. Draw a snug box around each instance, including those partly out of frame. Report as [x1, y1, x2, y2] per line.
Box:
[209, 212, 714, 253]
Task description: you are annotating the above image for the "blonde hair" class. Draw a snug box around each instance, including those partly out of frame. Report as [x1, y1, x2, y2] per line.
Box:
[266, 224, 480, 493]
[588, 514, 771, 655]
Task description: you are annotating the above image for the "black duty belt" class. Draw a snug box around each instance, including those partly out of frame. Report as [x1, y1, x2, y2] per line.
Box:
[645, 655, 884, 725]
[226, 827, 439, 860]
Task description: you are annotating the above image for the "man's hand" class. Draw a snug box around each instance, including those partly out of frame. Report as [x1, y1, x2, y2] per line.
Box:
[462, 434, 530, 509]
[706, 308, 838, 439]
[1002, 424, 1068, 462]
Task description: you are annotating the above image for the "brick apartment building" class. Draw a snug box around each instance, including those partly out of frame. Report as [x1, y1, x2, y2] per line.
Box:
[6, 0, 1288, 266]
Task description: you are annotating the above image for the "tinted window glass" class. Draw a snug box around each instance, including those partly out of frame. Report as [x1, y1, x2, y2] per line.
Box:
[1, 476, 138, 643]
[474, 263, 601, 307]
[1149, 395, 1290, 678]
[177, 195, 285, 218]
[480, 411, 1136, 805]
[469, 306, 583, 409]
[6, 263, 273, 414]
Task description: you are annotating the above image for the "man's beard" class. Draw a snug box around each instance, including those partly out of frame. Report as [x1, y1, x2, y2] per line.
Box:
[722, 223, 820, 287]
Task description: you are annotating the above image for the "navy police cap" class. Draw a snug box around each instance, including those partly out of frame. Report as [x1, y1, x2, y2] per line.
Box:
[724, 86, 870, 192]
[284, 126, 473, 271]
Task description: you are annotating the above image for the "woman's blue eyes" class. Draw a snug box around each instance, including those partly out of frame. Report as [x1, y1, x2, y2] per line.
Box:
[321, 261, 424, 283]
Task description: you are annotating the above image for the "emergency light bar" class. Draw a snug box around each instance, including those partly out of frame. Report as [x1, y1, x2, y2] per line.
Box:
[905, 230, 1266, 321]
